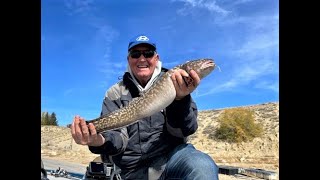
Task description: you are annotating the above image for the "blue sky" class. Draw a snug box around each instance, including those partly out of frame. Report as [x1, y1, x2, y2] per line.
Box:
[41, 0, 279, 127]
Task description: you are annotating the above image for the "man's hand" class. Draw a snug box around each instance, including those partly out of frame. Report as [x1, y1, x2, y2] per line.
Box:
[71, 115, 105, 146]
[171, 69, 200, 100]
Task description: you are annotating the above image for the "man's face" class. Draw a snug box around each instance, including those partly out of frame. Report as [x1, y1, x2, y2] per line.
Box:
[127, 44, 159, 86]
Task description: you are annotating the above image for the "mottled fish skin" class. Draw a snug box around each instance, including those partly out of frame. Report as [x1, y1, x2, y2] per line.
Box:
[67, 58, 216, 133]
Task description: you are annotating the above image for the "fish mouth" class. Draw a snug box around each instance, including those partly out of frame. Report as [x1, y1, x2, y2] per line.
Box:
[197, 59, 215, 79]
[201, 59, 215, 70]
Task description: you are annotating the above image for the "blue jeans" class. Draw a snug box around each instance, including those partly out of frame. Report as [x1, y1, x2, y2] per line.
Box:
[159, 143, 219, 180]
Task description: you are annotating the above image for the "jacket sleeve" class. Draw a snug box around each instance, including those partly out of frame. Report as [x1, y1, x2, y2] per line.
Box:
[165, 94, 198, 138]
[88, 96, 129, 155]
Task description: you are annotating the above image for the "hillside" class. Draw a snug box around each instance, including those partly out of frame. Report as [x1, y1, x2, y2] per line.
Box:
[188, 102, 279, 171]
[41, 102, 279, 179]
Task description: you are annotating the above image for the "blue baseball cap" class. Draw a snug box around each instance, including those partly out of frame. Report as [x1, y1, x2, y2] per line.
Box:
[128, 34, 157, 51]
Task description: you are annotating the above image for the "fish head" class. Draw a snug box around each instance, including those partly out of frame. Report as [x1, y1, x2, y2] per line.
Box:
[180, 58, 216, 79]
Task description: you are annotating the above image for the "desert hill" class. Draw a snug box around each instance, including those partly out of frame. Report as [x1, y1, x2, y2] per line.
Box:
[41, 102, 279, 178]
[189, 102, 279, 171]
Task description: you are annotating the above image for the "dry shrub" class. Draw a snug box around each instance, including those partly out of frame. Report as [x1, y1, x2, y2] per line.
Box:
[214, 108, 263, 143]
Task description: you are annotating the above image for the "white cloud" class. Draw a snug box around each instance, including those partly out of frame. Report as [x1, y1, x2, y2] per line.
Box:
[231, 0, 254, 6]
[195, 14, 278, 97]
[254, 80, 279, 93]
[94, 25, 120, 62]
[172, 0, 230, 16]
[64, 0, 94, 15]
[63, 5, 122, 83]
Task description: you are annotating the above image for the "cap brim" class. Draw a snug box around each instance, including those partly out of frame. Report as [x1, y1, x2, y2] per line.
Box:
[128, 42, 156, 51]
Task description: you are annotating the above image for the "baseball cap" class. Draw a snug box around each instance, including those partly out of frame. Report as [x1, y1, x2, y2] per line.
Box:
[128, 34, 157, 51]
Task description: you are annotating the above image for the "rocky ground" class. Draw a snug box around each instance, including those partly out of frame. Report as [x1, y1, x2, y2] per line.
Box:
[41, 102, 279, 180]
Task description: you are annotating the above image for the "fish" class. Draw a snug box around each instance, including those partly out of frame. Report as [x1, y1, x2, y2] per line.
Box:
[67, 58, 216, 133]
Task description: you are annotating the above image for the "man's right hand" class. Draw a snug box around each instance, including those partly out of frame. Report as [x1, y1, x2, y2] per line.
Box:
[71, 115, 105, 147]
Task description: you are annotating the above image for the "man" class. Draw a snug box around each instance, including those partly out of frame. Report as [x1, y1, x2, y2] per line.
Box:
[71, 34, 219, 179]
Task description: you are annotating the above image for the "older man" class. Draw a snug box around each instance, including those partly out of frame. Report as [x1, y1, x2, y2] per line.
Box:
[71, 34, 219, 180]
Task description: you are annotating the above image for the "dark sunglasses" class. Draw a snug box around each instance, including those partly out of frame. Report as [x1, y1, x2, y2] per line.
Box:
[129, 50, 156, 59]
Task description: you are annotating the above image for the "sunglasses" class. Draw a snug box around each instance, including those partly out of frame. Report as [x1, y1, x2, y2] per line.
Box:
[129, 50, 156, 59]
